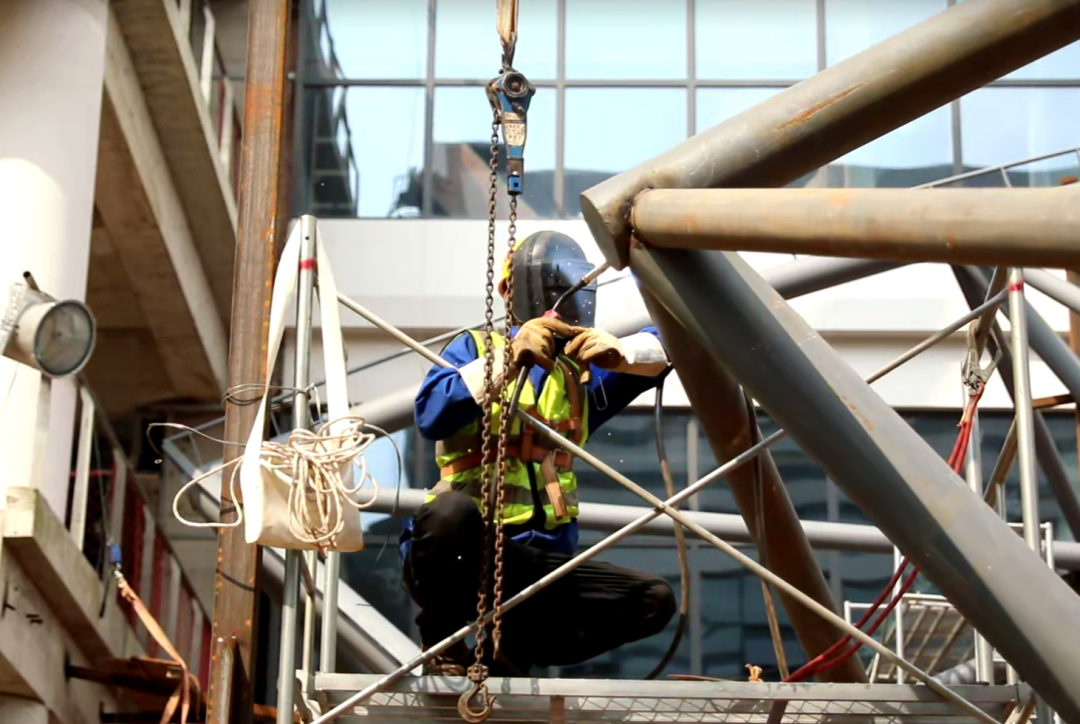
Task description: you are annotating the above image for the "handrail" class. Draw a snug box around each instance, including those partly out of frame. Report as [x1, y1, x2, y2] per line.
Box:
[914, 146, 1080, 188]
[72, 377, 212, 687]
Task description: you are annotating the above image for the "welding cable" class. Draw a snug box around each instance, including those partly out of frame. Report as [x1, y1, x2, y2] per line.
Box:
[645, 365, 691, 680]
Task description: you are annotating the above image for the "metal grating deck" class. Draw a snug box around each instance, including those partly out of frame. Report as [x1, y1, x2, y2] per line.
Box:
[314, 675, 1031, 724]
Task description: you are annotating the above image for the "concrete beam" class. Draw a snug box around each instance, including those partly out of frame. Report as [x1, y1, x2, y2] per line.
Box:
[110, 0, 237, 316]
[1, 488, 138, 724]
[96, 10, 228, 400]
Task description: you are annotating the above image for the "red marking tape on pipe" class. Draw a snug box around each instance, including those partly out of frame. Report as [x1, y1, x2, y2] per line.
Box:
[300, 259, 316, 270]
[1008, 281, 1024, 292]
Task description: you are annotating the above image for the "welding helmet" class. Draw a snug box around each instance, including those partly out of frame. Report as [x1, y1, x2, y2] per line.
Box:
[498, 231, 597, 327]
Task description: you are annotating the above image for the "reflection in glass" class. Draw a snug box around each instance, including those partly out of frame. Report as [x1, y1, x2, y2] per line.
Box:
[564, 88, 687, 216]
[827, 105, 953, 187]
[696, 0, 817, 80]
[432, 87, 557, 218]
[825, 0, 946, 66]
[566, 0, 686, 79]
[435, 0, 557, 79]
[960, 88, 1080, 184]
[323, 0, 428, 79]
[1006, 41, 1080, 81]
[322, 87, 424, 218]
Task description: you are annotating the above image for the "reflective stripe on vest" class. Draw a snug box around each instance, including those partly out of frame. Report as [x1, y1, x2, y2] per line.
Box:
[430, 330, 588, 529]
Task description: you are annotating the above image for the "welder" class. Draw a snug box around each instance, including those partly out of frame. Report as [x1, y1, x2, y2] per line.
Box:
[401, 230, 675, 676]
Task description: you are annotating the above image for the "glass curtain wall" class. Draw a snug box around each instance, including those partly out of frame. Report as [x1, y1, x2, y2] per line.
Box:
[342, 410, 1080, 680]
[296, 0, 1080, 219]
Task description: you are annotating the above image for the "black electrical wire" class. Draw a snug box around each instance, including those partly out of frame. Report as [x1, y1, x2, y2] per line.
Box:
[645, 365, 690, 680]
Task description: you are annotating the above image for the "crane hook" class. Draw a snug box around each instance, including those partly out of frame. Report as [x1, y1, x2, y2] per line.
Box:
[458, 678, 495, 723]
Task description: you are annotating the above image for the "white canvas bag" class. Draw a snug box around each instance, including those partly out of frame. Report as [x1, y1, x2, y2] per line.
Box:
[239, 221, 365, 552]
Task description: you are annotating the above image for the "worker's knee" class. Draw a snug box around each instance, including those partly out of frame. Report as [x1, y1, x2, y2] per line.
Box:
[639, 576, 677, 638]
[412, 491, 483, 548]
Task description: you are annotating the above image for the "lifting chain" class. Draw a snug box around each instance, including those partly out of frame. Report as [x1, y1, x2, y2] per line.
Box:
[460, 6, 533, 719]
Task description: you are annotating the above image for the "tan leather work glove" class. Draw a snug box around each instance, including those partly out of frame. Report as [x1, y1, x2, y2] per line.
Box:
[563, 328, 626, 370]
[511, 317, 581, 370]
[565, 329, 670, 378]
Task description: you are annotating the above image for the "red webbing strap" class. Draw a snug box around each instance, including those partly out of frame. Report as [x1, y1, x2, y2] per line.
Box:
[116, 573, 199, 724]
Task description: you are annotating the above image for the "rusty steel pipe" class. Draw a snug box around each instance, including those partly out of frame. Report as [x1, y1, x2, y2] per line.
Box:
[208, 0, 293, 722]
[582, 0, 1080, 269]
[630, 189, 1080, 269]
[643, 290, 865, 683]
[631, 245, 1080, 719]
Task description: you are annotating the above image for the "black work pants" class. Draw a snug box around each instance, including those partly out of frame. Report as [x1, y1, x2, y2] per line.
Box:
[402, 491, 675, 670]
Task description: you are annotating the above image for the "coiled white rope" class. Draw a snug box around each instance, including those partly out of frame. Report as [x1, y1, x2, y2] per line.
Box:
[268, 416, 380, 551]
[161, 414, 384, 551]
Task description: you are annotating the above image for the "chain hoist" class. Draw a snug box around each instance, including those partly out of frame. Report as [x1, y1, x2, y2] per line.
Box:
[459, 2, 535, 721]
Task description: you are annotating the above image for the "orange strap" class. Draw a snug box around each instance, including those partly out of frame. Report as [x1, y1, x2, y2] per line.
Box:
[116, 572, 199, 724]
[440, 445, 574, 478]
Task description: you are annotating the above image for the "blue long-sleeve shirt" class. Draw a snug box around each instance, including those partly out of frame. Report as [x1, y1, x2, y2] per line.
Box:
[402, 325, 665, 557]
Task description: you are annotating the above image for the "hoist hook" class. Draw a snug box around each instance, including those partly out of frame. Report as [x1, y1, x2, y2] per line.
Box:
[458, 679, 495, 723]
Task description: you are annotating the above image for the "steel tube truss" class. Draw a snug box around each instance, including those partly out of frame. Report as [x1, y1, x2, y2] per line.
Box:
[642, 288, 864, 683]
[953, 266, 1080, 540]
[627, 245, 1080, 720]
[630, 188, 1080, 268]
[581, 0, 1080, 268]
[315, 293, 1045, 723]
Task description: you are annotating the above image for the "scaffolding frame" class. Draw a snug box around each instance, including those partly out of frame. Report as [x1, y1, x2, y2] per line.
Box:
[214, 0, 1080, 722]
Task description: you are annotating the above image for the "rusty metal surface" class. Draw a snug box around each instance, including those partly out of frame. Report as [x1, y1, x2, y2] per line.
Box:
[643, 290, 865, 683]
[208, 0, 293, 722]
[630, 188, 1080, 269]
[581, 0, 1080, 270]
[630, 244, 1080, 719]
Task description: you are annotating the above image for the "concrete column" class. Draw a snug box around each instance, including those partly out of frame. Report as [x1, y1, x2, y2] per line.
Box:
[0, 0, 108, 518]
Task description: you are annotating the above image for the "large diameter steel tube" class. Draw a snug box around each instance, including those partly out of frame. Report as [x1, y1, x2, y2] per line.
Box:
[630, 189, 1080, 269]
[582, 0, 1080, 269]
[643, 290, 864, 683]
[630, 246, 1080, 718]
[953, 266, 1080, 541]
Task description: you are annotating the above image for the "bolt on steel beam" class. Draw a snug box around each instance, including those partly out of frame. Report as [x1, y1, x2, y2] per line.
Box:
[581, 0, 1080, 269]
[629, 189, 1080, 269]
[629, 245, 1080, 721]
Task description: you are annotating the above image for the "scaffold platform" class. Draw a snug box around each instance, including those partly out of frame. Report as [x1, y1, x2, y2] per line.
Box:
[313, 675, 1031, 724]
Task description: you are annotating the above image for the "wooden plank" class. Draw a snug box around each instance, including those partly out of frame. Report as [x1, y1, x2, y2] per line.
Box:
[109, 454, 128, 547]
[200, 4, 216, 104]
[69, 386, 96, 549]
[166, 556, 182, 642]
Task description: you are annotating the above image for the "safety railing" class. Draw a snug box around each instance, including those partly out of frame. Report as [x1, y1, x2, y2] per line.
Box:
[174, 0, 244, 198]
[915, 146, 1080, 189]
[68, 381, 212, 692]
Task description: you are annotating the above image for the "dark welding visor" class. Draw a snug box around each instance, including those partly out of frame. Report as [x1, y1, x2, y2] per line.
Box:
[508, 231, 597, 327]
